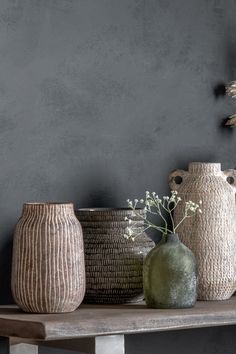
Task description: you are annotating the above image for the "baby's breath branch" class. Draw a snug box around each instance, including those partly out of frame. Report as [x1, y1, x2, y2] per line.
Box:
[124, 225, 151, 241]
[174, 215, 188, 231]
[174, 201, 202, 231]
[149, 194, 168, 234]
[167, 202, 175, 233]
[143, 221, 172, 234]
[127, 204, 171, 234]
[125, 192, 202, 240]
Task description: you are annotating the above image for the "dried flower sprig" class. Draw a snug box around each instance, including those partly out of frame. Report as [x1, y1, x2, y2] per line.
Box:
[124, 191, 202, 241]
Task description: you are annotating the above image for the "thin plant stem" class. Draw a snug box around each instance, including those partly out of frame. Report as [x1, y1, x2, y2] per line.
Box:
[129, 207, 171, 234]
[174, 213, 193, 231]
[167, 202, 175, 233]
[149, 195, 168, 234]
[126, 193, 200, 240]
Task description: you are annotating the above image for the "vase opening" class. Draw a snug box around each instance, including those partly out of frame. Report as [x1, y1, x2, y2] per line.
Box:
[24, 202, 73, 205]
[78, 207, 143, 212]
[23, 202, 74, 213]
[188, 162, 221, 174]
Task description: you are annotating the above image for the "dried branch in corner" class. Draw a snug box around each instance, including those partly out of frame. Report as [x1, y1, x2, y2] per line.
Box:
[225, 115, 236, 127]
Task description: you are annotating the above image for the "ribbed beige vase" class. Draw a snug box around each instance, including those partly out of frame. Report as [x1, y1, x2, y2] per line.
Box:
[11, 203, 86, 313]
[75, 208, 155, 304]
[169, 162, 236, 300]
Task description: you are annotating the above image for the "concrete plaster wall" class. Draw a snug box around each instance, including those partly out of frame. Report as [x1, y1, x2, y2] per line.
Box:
[0, 0, 235, 353]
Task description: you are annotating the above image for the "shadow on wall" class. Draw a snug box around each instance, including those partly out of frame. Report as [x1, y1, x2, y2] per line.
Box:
[219, 116, 236, 131]
[0, 233, 14, 304]
[213, 82, 226, 99]
[126, 325, 236, 354]
[75, 168, 120, 209]
[79, 187, 118, 208]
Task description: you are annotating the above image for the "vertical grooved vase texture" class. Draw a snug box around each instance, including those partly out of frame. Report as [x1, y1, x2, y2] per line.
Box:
[169, 162, 236, 300]
[11, 203, 86, 313]
[76, 208, 155, 304]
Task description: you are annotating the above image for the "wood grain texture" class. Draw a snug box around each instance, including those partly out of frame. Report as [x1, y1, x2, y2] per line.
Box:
[1, 299, 236, 340]
[11, 203, 86, 313]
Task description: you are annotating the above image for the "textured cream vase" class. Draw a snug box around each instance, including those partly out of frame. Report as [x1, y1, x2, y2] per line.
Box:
[11, 203, 86, 313]
[169, 162, 236, 300]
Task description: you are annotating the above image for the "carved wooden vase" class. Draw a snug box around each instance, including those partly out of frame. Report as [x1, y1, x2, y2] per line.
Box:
[11, 203, 86, 313]
[169, 162, 236, 300]
[76, 208, 155, 304]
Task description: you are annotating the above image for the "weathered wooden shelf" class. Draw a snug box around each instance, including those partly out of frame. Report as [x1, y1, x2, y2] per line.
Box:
[1, 298, 236, 341]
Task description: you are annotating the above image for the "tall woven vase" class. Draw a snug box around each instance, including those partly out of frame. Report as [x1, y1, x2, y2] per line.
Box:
[76, 208, 155, 304]
[169, 162, 236, 300]
[11, 203, 86, 313]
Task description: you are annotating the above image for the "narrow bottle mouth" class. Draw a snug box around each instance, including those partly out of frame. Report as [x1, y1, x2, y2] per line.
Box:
[167, 233, 179, 242]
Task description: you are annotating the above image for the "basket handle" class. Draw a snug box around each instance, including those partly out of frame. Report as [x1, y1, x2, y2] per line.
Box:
[222, 169, 236, 191]
[169, 169, 188, 191]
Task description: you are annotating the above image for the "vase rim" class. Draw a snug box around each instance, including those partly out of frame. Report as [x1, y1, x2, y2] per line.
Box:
[77, 207, 144, 212]
[189, 162, 221, 165]
[24, 202, 74, 206]
[188, 162, 221, 173]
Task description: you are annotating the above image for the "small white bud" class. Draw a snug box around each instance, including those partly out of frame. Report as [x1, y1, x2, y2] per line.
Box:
[127, 228, 133, 236]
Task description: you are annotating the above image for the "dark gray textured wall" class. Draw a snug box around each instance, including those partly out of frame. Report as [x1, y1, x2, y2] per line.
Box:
[0, 0, 236, 353]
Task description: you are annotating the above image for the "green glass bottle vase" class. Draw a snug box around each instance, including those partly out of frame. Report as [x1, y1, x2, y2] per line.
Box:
[143, 233, 197, 309]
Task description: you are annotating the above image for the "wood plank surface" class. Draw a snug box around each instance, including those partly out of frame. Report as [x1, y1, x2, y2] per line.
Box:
[0, 299, 236, 340]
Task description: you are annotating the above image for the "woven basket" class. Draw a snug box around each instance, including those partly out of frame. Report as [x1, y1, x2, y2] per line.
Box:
[169, 162, 236, 300]
[75, 208, 154, 304]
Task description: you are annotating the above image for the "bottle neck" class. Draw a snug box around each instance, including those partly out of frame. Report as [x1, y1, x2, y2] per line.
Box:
[166, 233, 179, 243]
